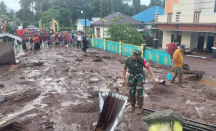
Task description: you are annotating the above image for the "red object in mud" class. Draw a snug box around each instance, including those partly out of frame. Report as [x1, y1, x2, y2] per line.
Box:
[166, 43, 178, 56]
[73, 74, 76, 76]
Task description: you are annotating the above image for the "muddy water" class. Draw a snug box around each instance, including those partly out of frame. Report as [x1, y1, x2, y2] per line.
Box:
[0, 47, 216, 131]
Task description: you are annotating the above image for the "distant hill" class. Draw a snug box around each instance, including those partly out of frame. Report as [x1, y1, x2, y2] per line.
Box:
[6, 7, 17, 13]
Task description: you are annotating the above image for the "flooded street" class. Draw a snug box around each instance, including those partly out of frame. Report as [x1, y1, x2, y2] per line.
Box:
[0, 47, 216, 131]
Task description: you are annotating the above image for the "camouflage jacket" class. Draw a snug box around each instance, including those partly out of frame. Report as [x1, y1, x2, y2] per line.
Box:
[124, 56, 144, 77]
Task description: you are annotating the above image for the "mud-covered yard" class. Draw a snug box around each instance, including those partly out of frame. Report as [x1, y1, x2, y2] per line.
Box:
[0, 47, 216, 131]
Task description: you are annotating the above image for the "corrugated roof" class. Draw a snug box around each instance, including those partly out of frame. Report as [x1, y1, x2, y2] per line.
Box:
[0, 33, 22, 42]
[91, 12, 142, 27]
[132, 6, 165, 23]
[77, 19, 90, 26]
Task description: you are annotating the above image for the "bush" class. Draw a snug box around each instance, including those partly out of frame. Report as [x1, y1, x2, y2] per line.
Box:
[106, 16, 144, 45]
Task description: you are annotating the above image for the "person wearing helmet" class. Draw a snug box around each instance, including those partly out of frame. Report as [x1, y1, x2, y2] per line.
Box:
[122, 48, 156, 115]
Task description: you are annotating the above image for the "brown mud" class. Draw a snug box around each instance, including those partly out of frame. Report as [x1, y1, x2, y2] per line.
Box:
[0, 47, 216, 131]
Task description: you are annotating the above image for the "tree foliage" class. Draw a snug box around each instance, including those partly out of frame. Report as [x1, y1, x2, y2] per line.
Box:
[149, 0, 164, 8]
[106, 16, 144, 45]
[12, 0, 164, 29]
[0, 1, 7, 14]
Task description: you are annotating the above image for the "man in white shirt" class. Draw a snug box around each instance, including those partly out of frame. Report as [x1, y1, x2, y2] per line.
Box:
[77, 33, 82, 49]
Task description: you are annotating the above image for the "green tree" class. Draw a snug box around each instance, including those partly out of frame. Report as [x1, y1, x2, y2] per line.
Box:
[8, 10, 15, 19]
[0, 1, 7, 14]
[140, 4, 148, 11]
[133, 0, 140, 14]
[42, 8, 60, 24]
[149, 0, 163, 8]
[106, 16, 144, 45]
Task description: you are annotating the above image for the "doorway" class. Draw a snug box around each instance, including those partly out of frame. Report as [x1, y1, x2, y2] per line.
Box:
[96, 28, 100, 38]
[197, 36, 205, 51]
[171, 34, 182, 46]
[207, 36, 214, 53]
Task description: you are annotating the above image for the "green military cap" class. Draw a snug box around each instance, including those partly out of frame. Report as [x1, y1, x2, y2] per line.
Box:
[133, 48, 142, 59]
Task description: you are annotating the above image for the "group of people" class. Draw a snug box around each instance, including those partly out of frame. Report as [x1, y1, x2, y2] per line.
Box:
[53, 30, 89, 55]
[21, 30, 89, 55]
[122, 43, 185, 115]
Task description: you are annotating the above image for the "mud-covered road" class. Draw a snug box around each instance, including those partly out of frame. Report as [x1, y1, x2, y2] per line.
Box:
[0, 47, 216, 131]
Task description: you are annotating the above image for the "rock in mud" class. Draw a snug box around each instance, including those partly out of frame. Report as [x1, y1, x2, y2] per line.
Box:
[89, 78, 100, 83]
[118, 59, 125, 64]
[0, 84, 4, 88]
[0, 96, 5, 103]
[92, 57, 103, 62]
[103, 56, 111, 59]
[76, 58, 83, 61]
[20, 77, 25, 79]
[0, 112, 3, 118]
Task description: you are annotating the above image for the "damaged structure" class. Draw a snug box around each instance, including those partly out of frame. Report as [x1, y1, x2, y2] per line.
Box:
[0, 33, 21, 64]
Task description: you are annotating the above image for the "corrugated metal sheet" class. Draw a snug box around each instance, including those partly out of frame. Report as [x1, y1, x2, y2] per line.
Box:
[96, 92, 128, 131]
[132, 6, 165, 23]
[91, 12, 142, 27]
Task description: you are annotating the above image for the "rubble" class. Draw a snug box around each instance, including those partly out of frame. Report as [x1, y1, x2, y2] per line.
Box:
[0, 84, 4, 88]
[93, 56, 103, 62]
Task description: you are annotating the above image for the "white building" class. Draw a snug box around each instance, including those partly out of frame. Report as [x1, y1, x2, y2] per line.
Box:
[91, 12, 142, 39]
[76, 19, 90, 32]
[155, 0, 216, 53]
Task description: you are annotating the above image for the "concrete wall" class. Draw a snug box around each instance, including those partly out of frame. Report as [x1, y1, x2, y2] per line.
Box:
[159, 0, 216, 23]
[162, 30, 172, 48]
[190, 32, 198, 49]
[0, 42, 16, 64]
[77, 22, 83, 31]
[181, 32, 191, 48]
[165, 0, 179, 15]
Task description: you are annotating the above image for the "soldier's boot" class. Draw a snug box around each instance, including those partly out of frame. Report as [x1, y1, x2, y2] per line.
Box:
[137, 96, 144, 115]
[129, 95, 136, 113]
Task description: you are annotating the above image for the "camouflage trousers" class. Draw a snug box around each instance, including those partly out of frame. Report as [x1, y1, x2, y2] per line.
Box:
[128, 75, 145, 108]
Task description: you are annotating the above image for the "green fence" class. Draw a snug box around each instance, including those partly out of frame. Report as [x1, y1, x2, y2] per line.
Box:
[90, 37, 171, 66]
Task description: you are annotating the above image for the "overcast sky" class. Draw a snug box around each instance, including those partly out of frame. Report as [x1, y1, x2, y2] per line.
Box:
[0, 0, 150, 11]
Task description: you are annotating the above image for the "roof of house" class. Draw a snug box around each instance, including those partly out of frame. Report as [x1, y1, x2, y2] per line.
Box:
[91, 12, 142, 27]
[0, 33, 22, 42]
[91, 17, 101, 23]
[77, 19, 90, 26]
[132, 6, 165, 23]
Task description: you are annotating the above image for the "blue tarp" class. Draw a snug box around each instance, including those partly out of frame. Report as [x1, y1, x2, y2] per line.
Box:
[132, 6, 165, 23]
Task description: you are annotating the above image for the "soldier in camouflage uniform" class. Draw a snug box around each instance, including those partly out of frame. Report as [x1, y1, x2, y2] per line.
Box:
[123, 49, 156, 115]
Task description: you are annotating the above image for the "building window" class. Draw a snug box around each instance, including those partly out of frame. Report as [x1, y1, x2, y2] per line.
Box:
[193, 10, 201, 23]
[176, 12, 181, 23]
[167, 13, 173, 23]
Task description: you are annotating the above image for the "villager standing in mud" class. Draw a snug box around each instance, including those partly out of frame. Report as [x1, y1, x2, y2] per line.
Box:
[54, 35, 60, 50]
[122, 49, 156, 115]
[82, 37, 89, 56]
[22, 37, 26, 50]
[42, 33, 48, 49]
[166, 42, 178, 66]
[29, 36, 34, 53]
[171, 45, 185, 87]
